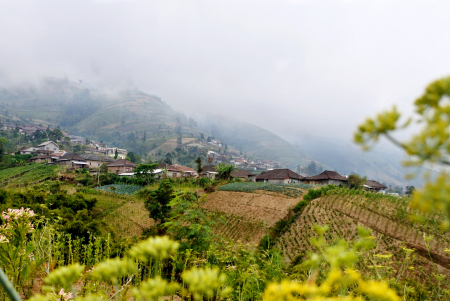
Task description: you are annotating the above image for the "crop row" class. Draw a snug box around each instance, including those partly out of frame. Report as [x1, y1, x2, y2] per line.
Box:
[322, 192, 450, 247]
[279, 199, 432, 284]
[8, 165, 59, 185]
[218, 182, 313, 197]
[0, 164, 39, 182]
[278, 200, 402, 263]
[213, 213, 268, 245]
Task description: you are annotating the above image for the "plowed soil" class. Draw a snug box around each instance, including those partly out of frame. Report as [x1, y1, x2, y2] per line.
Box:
[204, 191, 299, 227]
[203, 190, 301, 245]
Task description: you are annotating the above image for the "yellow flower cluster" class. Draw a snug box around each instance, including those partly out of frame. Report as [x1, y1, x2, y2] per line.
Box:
[181, 266, 230, 299]
[263, 268, 399, 301]
[44, 264, 85, 291]
[129, 236, 179, 262]
[133, 276, 180, 301]
[91, 258, 136, 285]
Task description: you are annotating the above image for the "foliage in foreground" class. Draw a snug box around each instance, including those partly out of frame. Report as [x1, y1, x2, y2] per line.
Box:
[0, 209, 402, 301]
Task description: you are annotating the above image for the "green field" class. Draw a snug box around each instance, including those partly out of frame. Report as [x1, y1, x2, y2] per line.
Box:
[218, 182, 315, 197]
[94, 184, 144, 195]
[7, 165, 59, 185]
[0, 164, 40, 182]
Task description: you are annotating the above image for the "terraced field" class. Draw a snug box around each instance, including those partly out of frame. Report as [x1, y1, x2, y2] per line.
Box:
[6, 164, 59, 186]
[103, 199, 154, 237]
[204, 191, 301, 226]
[277, 192, 450, 284]
[203, 186, 306, 245]
[204, 183, 450, 285]
[0, 164, 40, 183]
[218, 182, 314, 197]
[211, 214, 268, 245]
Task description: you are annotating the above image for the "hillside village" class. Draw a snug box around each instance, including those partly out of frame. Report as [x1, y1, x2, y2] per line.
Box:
[0, 119, 407, 194]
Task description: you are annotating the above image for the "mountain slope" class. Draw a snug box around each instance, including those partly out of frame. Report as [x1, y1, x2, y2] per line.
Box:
[0, 79, 202, 141]
[200, 115, 315, 168]
[296, 134, 427, 187]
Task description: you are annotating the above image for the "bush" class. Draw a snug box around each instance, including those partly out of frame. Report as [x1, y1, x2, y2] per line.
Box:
[204, 184, 216, 193]
[293, 200, 308, 213]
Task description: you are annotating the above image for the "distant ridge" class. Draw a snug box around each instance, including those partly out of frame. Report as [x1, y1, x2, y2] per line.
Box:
[199, 115, 316, 168]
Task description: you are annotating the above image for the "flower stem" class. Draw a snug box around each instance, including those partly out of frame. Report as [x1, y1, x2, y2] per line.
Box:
[0, 267, 22, 301]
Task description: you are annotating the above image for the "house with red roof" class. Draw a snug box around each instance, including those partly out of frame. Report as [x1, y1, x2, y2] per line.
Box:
[107, 159, 137, 174]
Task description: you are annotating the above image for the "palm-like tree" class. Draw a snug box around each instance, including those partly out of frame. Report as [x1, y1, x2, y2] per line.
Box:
[216, 163, 236, 180]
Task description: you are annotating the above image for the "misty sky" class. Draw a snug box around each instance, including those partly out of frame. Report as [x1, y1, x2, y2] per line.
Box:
[1, 0, 450, 143]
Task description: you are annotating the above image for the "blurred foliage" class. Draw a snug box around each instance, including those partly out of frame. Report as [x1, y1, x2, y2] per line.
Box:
[355, 76, 450, 228]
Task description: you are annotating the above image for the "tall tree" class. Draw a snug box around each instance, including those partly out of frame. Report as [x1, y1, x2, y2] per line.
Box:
[347, 174, 367, 189]
[0, 137, 7, 159]
[144, 179, 175, 226]
[195, 157, 203, 175]
[135, 163, 159, 185]
[405, 186, 415, 196]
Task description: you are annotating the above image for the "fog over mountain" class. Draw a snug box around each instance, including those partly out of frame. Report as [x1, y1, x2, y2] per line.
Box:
[1, 0, 450, 186]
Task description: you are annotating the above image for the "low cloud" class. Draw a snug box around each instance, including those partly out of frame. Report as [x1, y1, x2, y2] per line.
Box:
[0, 0, 449, 142]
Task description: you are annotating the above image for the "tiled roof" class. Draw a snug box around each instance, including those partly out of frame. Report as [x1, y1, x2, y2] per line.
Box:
[201, 165, 217, 173]
[107, 159, 136, 167]
[172, 165, 196, 173]
[231, 170, 256, 177]
[255, 169, 303, 180]
[38, 141, 57, 147]
[366, 180, 387, 189]
[81, 154, 114, 162]
[305, 170, 347, 181]
[57, 153, 86, 161]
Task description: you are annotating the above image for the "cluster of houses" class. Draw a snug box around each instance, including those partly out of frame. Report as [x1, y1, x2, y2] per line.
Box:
[199, 166, 388, 193]
[207, 151, 279, 170]
[250, 168, 388, 193]
[1, 123, 48, 135]
[29, 152, 137, 175]
[19, 140, 127, 161]
[22, 145, 388, 192]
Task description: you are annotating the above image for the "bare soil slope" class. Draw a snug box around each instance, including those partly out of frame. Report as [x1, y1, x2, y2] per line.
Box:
[203, 190, 301, 245]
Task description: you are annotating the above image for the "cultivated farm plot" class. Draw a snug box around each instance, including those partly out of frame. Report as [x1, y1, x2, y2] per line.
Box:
[203, 189, 302, 245]
[103, 200, 154, 237]
[204, 191, 300, 227]
[320, 192, 450, 258]
[95, 184, 143, 195]
[280, 194, 450, 284]
[212, 213, 268, 246]
[218, 182, 313, 198]
[149, 138, 197, 156]
[7, 165, 59, 185]
[0, 164, 39, 182]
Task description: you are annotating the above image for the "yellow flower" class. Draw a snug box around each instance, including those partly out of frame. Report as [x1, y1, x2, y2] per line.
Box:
[129, 236, 179, 262]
